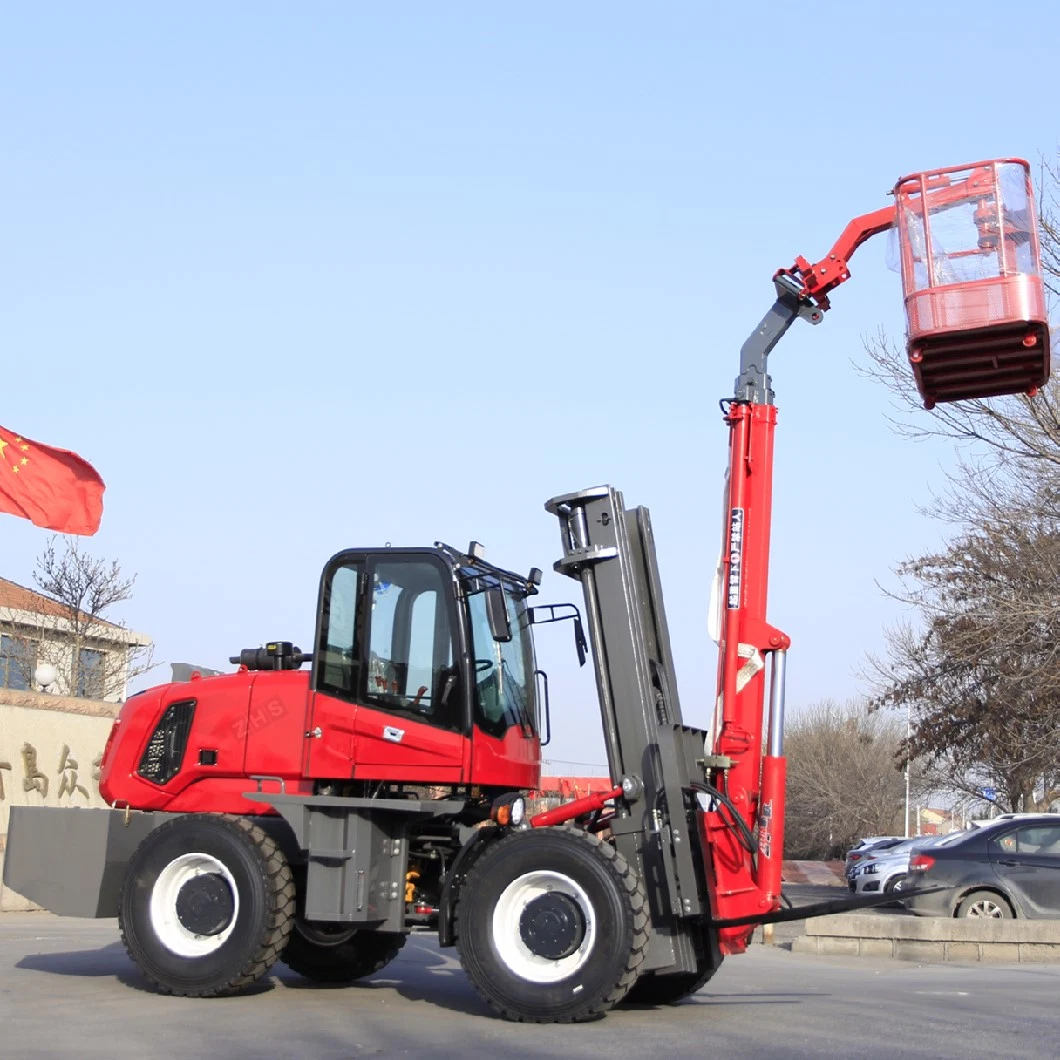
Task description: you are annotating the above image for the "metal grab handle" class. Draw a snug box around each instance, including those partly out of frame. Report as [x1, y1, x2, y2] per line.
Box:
[534, 669, 551, 746]
[249, 774, 287, 794]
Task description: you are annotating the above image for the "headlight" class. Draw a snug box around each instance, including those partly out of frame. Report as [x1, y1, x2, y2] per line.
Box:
[491, 794, 527, 827]
[864, 863, 879, 874]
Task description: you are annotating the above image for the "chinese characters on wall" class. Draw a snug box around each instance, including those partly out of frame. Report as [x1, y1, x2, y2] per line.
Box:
[0, 741, 101, 802]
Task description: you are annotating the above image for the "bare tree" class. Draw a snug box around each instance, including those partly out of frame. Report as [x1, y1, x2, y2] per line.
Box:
[865, 504, 1060, 812]
[784, 698, 925, 860]
[0, 537, 153, 701]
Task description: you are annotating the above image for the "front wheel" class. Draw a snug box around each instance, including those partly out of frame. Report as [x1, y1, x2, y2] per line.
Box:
[456, 827, 649, 1022]
[119, 814, 295, 996]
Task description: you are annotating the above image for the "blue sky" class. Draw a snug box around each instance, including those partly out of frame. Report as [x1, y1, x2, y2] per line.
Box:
[2, 4, 1056, 774]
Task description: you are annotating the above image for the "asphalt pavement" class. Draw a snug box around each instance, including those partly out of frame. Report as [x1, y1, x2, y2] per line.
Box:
[1, 910, 1056, 1059]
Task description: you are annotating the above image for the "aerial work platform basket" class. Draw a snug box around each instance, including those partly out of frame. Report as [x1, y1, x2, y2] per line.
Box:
[894, 158, 1050, 407]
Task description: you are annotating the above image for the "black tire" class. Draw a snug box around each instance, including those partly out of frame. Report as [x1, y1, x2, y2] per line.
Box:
[455, 827, 649, 1023]
[282, 922, 406, 983]
[119, 814, 295, 996]
[623, 962, 716, 1005]
[956, 889, 1013, 919]
[884, 874, 907, 895]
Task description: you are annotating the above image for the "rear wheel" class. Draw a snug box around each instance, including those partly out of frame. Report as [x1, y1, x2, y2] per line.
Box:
[456, 827, 649, 1022]
[282, 921, 406, 983]
[119, 814, 295, 996]
[956, 890, 1013, 919]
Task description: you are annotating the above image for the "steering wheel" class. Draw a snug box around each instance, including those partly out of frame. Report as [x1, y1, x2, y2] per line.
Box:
[474, 659, 495, 673]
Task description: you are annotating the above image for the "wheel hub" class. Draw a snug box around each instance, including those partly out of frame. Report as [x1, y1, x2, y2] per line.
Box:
[518, 892, 586, 960]
[175, 873, 235, 936]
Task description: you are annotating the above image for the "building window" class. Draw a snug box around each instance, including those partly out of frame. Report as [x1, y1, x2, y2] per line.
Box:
[0, 634, 37, 690]
[76, 647, 106, 699]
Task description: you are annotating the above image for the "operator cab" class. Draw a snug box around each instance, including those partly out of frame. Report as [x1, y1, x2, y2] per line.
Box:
[307, 542, 549, 790]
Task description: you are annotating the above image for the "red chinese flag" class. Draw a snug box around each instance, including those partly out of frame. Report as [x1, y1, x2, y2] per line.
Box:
[0, 426, 105, 536]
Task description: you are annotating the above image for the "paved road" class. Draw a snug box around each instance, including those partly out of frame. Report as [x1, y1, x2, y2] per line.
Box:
[2, 912, 1054, 1059]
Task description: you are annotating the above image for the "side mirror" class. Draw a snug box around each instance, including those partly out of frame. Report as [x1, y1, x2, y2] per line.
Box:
[573, 617, 588, 667]
[485, 587, 512, 642]
[528, 603, 589, 667]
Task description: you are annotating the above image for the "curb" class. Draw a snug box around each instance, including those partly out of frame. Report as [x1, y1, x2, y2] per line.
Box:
[792, 912, 1060, 963]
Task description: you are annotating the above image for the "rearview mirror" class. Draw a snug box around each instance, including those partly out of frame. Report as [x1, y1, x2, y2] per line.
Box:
[485, 587, 512, 642]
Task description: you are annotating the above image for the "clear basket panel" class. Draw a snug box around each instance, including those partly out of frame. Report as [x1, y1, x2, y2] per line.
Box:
[895, 160, 1042, 299]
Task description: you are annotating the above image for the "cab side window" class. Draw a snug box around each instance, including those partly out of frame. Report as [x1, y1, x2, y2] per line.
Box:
[317, 561, 365, 700]
[365, 560, 460, 730]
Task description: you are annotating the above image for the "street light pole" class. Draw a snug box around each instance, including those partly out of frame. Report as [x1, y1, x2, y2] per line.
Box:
[904, 703, 911, 838]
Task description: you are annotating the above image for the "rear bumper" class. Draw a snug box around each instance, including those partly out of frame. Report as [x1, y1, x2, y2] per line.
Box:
[901, 880, 957, 918]
[3, 806, 175, 917]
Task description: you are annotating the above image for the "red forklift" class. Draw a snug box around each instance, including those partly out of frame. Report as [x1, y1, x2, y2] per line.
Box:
[5, 158, 1049, 1022]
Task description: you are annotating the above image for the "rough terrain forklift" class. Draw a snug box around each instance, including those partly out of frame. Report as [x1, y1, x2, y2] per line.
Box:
[5, 158, 1049, 1022]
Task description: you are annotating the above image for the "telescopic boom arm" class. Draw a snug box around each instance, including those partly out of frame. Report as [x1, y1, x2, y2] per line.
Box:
[710, 162, 1014, 951]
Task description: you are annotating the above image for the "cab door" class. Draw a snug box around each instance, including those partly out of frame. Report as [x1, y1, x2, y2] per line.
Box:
[306, 552, 467, 784]
[305, 556, 366, 779]
[353, 556, 466, 783]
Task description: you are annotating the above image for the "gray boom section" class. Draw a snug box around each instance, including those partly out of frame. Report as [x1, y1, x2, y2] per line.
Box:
[244, 793, 466, 930]
[3, 806, 178, 917]
[545, 485, 711, 976]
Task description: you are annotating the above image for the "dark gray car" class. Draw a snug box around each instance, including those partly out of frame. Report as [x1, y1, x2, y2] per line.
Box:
[902, 815, 1060, 919]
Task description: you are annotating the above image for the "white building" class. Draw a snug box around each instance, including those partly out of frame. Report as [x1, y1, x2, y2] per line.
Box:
[0, 576, 151, 703]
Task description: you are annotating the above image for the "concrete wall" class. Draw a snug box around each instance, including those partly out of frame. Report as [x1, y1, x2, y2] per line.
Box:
[0, 691, 117, 910]
[793, 912, 1060, 962]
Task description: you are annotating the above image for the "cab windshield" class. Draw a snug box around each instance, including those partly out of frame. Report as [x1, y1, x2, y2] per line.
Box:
[465, 579, 536, 739]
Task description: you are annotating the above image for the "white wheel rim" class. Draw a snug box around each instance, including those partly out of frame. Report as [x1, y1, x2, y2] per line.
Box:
[149, 852, 240, 957]
[967, 898, 1003, 918]
[492, 870, 596, 984]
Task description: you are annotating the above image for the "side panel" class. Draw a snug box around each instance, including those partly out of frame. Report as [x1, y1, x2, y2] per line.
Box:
[352, 704, 464, 784]
[305, 690, 358, 779]
[301, 810, 407, 927]
[101, 674, 256, 810]
[242, 671, 313, 778]
[469, 724, 540, 790]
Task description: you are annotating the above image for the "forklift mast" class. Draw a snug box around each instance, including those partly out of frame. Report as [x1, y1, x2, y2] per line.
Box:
[545, 487, 714, 974]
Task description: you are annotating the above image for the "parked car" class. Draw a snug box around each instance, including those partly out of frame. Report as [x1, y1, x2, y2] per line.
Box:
[902, 814, 1060, 919]
[844, 836, 905, 880]
[850, 834, 956, 896]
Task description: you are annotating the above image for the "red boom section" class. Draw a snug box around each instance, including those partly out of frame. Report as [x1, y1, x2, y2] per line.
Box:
[706, 402, 790, 953]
